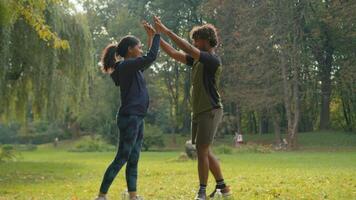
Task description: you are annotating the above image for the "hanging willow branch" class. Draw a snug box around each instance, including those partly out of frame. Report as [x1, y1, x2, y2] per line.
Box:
[4, 0, 70, 49]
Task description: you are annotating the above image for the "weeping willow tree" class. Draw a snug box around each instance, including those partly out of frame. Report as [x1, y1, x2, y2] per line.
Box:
[0, 0, 69, 49]
[0, 4, 94, 125]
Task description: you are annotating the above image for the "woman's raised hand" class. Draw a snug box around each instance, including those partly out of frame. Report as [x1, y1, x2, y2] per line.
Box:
[142, 20, 156, 37]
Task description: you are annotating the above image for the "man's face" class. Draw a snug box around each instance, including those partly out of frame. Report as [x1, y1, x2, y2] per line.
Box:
[193, 39, 208, 51]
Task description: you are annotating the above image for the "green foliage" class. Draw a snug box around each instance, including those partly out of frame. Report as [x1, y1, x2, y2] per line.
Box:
[0, 121, 66, 144]
[0, 144, 18, 162]
[203, 0, 356, 138]
[0, 0, 69, 49]
[142, 124, 165, 151]
[0, 0, 12, 26]
[214, 145, 233, 154]
[14, 144, 38, 151]
[76, 74, 119, 144]
[69, 135, 115, 152]
[0, 123, 20, 143]
[0, 4, 94, 125]
[1, 0, 356, 149]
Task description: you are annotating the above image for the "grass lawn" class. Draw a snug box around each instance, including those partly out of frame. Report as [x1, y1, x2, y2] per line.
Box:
[0, 146, 356, 200]
[160, 131, 356, 151]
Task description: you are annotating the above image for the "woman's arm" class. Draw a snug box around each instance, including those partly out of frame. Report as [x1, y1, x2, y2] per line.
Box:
[122, 34, 160, 72]
[147, 35, 153, 49]
[143, 21, 154, 49]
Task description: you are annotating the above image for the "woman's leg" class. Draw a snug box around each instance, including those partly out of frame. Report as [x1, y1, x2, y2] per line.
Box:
[99, 115, 140, 195]
[126, 117, 144, 199]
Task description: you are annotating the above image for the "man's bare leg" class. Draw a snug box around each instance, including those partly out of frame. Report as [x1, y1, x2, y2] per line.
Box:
[196, 143, 210, 198]
[208, 148, 224, 181]
[207, 148, 231, 198]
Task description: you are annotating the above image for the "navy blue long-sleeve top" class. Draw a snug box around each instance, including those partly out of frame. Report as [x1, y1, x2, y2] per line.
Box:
[110, 34, 160, 116]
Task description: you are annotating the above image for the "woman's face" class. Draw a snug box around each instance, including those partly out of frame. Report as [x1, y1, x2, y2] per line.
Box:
[128, 43, 143, 58]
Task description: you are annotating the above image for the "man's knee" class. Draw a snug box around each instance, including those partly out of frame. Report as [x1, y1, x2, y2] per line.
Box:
[197, 143, 210, 151]
[196, 144, 210, 158]
[208, 148, 216, 157]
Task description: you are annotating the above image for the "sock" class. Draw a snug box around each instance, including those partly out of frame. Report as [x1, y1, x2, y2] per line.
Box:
[199, 184, 207, 194]
[216, 179, 226, 190]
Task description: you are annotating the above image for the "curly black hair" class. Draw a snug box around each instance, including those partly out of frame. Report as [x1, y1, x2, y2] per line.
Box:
[190, 24, 219, 47]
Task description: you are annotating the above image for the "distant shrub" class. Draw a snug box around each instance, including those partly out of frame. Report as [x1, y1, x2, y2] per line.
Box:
[0, 145, 19, 162]
[1, 121, 82, 145]
[0, 123, 20, 143]
[142, 124, 165, 151]
[69, 136, 115, 152]
[15, 144, 37, 151]
[235, 143, 274, 153]
[214, 145, 233, 154]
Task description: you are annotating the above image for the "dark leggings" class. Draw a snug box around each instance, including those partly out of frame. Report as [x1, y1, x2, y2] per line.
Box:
[99, 115, 144, 193]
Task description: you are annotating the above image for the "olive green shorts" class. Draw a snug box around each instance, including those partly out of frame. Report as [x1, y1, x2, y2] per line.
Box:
[192, 108, 223, 145]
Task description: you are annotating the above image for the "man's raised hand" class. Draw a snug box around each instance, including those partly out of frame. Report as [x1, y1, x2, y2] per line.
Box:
[153, 16, 168, 34]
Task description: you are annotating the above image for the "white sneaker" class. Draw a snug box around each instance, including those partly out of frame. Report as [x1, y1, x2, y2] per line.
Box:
[209, 186, 232, 198]
[95, 196, 107, 200]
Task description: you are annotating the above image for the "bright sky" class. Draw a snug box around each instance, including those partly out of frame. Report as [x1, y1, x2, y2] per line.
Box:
[69, 0, 84, 13]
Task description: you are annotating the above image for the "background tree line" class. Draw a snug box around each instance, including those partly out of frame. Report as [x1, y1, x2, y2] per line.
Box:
[0, 0, 355, 149]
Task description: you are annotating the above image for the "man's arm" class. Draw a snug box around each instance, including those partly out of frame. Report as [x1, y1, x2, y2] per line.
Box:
[165, 30, 200, 60]
[154, 16, 200, 60]
[160, 38, 187, 64]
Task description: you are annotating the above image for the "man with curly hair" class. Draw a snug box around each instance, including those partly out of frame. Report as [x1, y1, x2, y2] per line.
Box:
[153, 16, 232, 200]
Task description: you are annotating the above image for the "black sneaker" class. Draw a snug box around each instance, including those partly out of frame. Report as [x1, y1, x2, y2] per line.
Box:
[195, 192, 207, 200]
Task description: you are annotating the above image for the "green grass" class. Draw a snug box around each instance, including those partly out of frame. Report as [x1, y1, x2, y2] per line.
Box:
[28, 131, 356, 152]
[1, 131, 355, 199]
[1, 147, 356, 199]
[217, 131, 356, 150]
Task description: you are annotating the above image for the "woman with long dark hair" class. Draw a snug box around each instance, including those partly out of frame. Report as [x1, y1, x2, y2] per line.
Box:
[95, 21, 160, 200]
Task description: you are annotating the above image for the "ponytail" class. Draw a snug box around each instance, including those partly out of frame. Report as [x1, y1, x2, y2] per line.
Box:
[100, 35, 140, 73]
[100, 44, 118, 73]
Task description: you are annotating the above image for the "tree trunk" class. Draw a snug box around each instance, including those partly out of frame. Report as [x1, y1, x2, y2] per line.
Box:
[289, 75, 301, 149]
[259, 110, 269, 135]
[277, 0, 304, 150]
[272, 108, 282, 145]
[310, 23, 334, 130]
[236, 103, 242, 134]
[319, 45, 333, 130]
